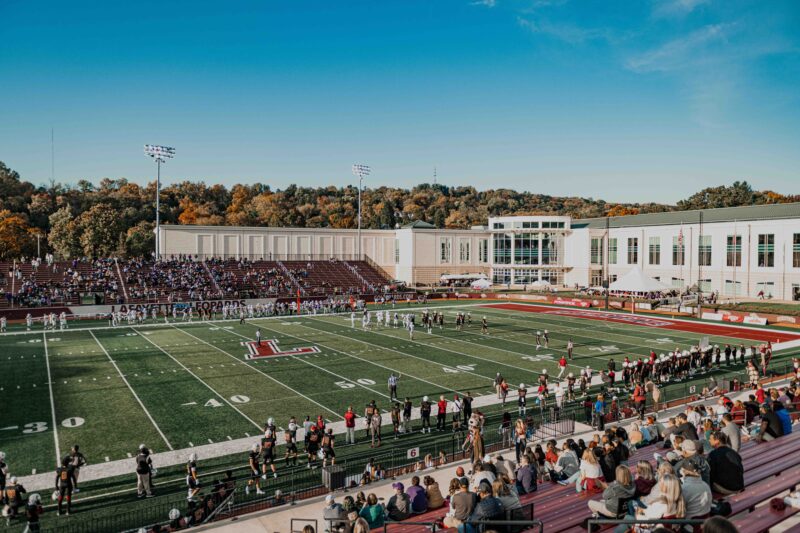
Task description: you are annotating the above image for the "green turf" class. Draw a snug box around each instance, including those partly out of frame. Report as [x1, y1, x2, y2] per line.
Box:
[0, 301, 798, 532]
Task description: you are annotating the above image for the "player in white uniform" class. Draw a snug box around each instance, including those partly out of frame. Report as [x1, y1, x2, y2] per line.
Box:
[393, 312, 399, 328]
[59, 312, 67, 330]
[0, 316, 7, 332]
[26, 313, 33, 331]
[408, 319, 415, 340]
[350, 312, 356, 328]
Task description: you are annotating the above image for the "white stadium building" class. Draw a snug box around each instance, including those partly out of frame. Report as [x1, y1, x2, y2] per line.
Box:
[159, 202, 800, 300]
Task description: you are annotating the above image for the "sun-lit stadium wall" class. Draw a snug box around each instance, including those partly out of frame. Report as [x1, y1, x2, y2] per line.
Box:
[158, 224, 491, 286]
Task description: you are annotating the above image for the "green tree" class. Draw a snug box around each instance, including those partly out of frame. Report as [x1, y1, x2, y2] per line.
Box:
[123, 221, 155, 258]
[78, 203, 122, 257]
[47, 206, 82, 259]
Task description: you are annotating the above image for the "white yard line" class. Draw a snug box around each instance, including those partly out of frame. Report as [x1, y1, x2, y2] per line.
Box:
[170, 325, 343, 420]
[88, 330, 174, 451]
[42, 333, 61, 466]
[133, 327, 263, 431]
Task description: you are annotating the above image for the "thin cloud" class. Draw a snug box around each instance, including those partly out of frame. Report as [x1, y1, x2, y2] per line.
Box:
[653, 0, 710, 18]
[517, 16, 613, 45]
[470, 0, 497, 7]
[625, 23, 733, 72]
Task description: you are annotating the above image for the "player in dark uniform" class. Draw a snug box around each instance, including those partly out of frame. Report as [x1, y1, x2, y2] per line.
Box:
[186, 453, 200, 502]
[24, 493, 43, 532]
[0, 451, 7, 501]
[3, 476, 26, 519]
[420, 396, 432, 433]
[246, 444, 263, 495]
[481, 316, 488, 334]
[402, 397, 413, 434]
[261, 429, 278, 479]
[391, 402, 401, 439]
[306, 425, 320, 468]
[321, 428, 336, 467]
[68, 445, 87, 493]
[567, 372, 576, 401]
[463, 391, 473, 420]
[284, 420, 298, 466]
[517, 384, 527, 416]
[55, 456, 75, 515]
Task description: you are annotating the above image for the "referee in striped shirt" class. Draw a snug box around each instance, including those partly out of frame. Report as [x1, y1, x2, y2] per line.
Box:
[388, 373, 400, 400]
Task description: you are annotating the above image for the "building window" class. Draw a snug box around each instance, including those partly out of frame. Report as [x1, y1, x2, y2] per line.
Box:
[724, 280, 742, 296]
[757, 234, 774, 267]
[609, 238, 618, 265]
[492, 222, 505, 229]
[440, 238, 451, 263]
[459, 240, 470, 263]
[478, 239, 488, 263]
[394, 239, 400, 263]
[590, 238, 603, 265]
[493, 268, 511, 285]
[698, 235, 712, 267]
[726, 235, 742, 267]
[793, 234, 800, 268]
[627, 237, 638, 265]
[514, 233, 539, 265]
[522, 221, 538, 229]
[590, 270, 603, 286]
[756, 281, 775, 298]
[672, 236, 685, 266]
[493, 233, 511, 265]
[648, 237, 660, 265]
[671, 277, 684, 288]
[514, 270, 536, 285]
[542, 234, 558, 265]
[698, 279, 712, 292]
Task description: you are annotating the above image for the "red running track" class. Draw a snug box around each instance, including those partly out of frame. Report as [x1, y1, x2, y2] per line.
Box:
[483, 303, 800, 344]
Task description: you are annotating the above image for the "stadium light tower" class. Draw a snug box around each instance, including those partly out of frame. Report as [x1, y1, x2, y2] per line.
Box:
[352, 164, 371, 258]
[144, 145, 175, 261]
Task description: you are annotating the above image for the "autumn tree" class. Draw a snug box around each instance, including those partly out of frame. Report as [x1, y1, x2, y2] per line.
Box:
[0, 210, 36, 259]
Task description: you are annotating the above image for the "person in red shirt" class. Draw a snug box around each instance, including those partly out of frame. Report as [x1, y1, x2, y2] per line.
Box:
[436, 396, 447, 431]
[558, 356, 567, 379]
[344, 406, 356, 444]
[317, 415, 326, 433]
[755, 385, 766, 404]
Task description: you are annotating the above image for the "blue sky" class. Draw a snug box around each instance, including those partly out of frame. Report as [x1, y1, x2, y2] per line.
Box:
[1, 0, 798, 202]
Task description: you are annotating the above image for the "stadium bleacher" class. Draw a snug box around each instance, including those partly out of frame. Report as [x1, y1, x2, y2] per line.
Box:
[0, 257, 392, 308]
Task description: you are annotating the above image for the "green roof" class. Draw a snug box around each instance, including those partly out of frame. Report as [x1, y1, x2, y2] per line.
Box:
[572, 202, 800, 229]
[402, 220, 437, 229]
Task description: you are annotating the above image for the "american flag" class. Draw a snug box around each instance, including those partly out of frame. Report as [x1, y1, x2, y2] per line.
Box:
[678, 226, 684, 245]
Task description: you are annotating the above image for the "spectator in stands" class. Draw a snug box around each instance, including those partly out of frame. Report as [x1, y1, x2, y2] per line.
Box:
[599, 443, 619, 482]
[707, 432, 744, 495]
[702, 516, 740, 533]
[719, 414, 741, 452]
[673, 440, 710, 486]
[351, 517, 370, 533]
[323, 494, 348, 531]
[643, 462, 675, 505]
[464, 481, 504, 533]
[470, 462, 495, 493]
[629, 423, 645, 448]
[619, 474, 685, 533]
[515, 455, 536, 494]
[492, 477, 521, 511]
[493, 454, 514, 479]
[773, 402, 792, 436]
[678, 462, 712, 520]
[167, 508, 186, 530]
[567, 448, 603, 494]
[633, 461, 656, 499]
[385, 482, 410, 522]
[423, 475, 445, 509]
[755, 404, 783, 442]
[357, 493, 384, 529]
[443, 478, 476, 529]
[673, 413, 699, 443]
[406, 476, 427, 514]
[549, 442, 579, 482]
[588, 465, 635, 518]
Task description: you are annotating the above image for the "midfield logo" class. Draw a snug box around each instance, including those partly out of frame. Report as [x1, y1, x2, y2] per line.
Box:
[242, 339, 321, 359]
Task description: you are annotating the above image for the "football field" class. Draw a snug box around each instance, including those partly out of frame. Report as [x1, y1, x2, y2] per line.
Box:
[1, 301, 797, 476]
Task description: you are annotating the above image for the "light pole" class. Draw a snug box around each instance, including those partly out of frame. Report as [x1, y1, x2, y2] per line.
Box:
[144, 145, 175, 261]
[352, 164, 371, 259]
[35, 233, 42, 259]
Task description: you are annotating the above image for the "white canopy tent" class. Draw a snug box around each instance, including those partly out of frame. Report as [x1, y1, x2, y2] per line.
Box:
[470, 278, 493, 290]
[608, 266, 672, 293]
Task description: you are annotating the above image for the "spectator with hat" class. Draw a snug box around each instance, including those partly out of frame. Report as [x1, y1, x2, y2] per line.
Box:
[443, 477, 476, 529]
[385, 483, 410, 521]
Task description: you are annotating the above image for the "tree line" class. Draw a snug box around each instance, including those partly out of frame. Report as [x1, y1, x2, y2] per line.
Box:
[0, 160, 796, 260]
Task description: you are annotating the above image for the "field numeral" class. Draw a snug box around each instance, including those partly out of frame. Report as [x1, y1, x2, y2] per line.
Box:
[522, 354, 554, 362]
[356, 378, 375, 386]
[230, 395, 250, 404]
[23, 422, 48, 434]
[205, 399, 224, 408]
[335, 381, 355, 389]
